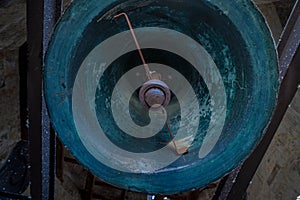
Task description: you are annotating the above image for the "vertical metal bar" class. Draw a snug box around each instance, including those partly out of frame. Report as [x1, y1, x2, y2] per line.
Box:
[44, 0, 62, 197]
[19, 43, 29, 141]
[84, 172, 95, 200]
[277, 0, 300, 81]
[48, 127, 57, 199]
[277, 0, 300, 58]
[120, 190, 127, 200]
[27, 0, 61, 199]
[212, 1, 300, 199]
[27, 0, 45, 198]
[211, 176, 229, 200]
[56, 138, 64, 182]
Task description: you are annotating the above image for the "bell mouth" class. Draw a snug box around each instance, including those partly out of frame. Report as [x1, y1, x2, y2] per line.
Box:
[44, 0, 278, 195]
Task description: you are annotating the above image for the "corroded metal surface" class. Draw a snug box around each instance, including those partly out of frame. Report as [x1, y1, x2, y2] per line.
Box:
[139, 80, 171, 108]
[44, 0, 278, 194]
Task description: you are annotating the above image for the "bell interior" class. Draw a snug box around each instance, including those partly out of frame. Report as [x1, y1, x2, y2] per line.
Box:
[44, 0, 278, 194]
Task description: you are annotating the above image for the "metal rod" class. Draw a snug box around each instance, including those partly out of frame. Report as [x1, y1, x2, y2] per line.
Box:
[165, 120, 180, 153]
[84, 172, 95, 200]
[56, 138, 64, 182]
[27, 0, 62, 198]
[27, 0, 46, 196]
[19, 43, 29, 141]
[114, 13, 153, 80]
[113, 13, 186, 154]
[277, 0, 300, 81]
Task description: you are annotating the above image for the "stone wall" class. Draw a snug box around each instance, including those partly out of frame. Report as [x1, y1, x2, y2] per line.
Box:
[0, 0, 26, 50]
[0, 50, 20, 165]
[247, 90, 300, 200]
[0, 0, 26, 166]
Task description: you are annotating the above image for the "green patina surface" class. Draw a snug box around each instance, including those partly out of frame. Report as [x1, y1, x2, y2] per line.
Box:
[44, 0, 278, 194]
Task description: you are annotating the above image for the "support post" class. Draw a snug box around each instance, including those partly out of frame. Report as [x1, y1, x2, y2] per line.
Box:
[26, 0, 62, 199]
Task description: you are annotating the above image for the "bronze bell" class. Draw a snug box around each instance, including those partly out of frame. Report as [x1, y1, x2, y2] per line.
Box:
[44, 0, 278, 194]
